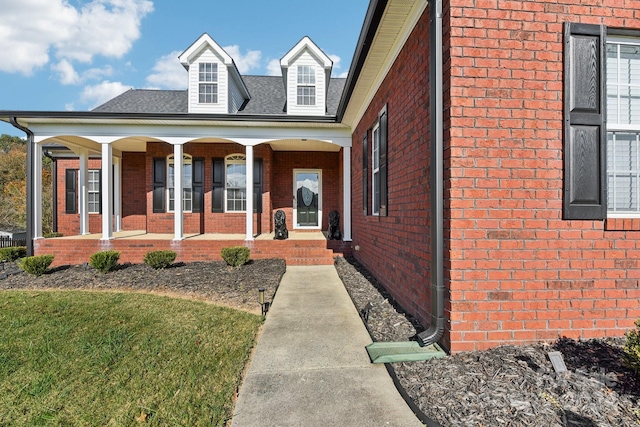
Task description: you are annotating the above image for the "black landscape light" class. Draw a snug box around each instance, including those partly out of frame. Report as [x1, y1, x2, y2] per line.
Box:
[258, 288, 267, 317]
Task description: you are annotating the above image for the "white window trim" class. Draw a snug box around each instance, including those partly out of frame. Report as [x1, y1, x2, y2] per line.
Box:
[372, 122, 381, 216]
[296, 65, 316, 106]
[88, 169, 100, 214]
[606, 37, 640, 215]
[225, 154, 247, 212]
[167, 154, 193, 213]
[293, 169, 322, 230]
[198, 63, 218, 104]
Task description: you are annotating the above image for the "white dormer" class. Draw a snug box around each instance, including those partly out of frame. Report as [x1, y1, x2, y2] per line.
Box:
[179, 34, 250, 114]
[280, 37, 333, 116]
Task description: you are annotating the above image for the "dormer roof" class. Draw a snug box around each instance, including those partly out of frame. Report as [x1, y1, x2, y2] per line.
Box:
[280, 36, 333, 70]
[179, 33, 250, 100]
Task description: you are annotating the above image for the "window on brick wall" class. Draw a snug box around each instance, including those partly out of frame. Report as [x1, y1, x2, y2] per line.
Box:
[369, 104, 388, 216]
[167, 154, 193, 212]
[88, 169, 101, 214]
[225, 154, 247, 212]
[606, 37, 640, 216]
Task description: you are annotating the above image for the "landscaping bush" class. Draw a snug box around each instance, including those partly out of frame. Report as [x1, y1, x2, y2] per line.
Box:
[17, 254, 54, 276]
[89, 250, 121, 273]
[43, 231, 63, 238]
[0, 246, 26, 262]
[624, 319, 640, 377]
[143, 250, 177, 269]
[221, 246, 250, 267]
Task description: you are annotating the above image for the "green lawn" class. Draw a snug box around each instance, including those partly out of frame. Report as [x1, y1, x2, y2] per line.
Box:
[0, 291, 262, 426]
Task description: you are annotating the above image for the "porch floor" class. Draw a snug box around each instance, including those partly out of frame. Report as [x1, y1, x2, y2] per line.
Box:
[54, 230, 329, 241]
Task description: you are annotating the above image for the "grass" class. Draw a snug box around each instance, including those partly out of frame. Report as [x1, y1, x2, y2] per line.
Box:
[0, 290, 263, 426]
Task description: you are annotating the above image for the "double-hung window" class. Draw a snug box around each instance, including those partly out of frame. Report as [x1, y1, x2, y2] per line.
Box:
[88, 170, 100, 214]
[372, 123, 381, 215]
[297, 65, 316, 106]
[607, 38, 640, 215]
[167, 154, 193, 212]
[226, 154, 247, 212]
[199, 63, 218, 104]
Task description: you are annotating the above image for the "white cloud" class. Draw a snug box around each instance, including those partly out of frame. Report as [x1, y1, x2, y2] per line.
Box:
[266, 59, 281, 77]
[51, 60, 114, 85]
[328, 53, 349, 77]
[145, 51, 186, 90]
[51, 60, 80, 85]
[223, 45, 261, 74]
[79, 80, 132, 109]
[0, 0, 153, 75]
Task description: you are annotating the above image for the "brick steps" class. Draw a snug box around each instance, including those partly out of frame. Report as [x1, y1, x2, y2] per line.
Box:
[36, 237, 349, 267]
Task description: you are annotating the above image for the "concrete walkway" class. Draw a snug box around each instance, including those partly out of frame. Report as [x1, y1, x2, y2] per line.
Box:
[232, 265, 423, 427]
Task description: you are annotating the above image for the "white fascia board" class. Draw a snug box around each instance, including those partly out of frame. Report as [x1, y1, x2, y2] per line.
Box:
[179, 33, 234, 68]
[280, 36, 333, 69]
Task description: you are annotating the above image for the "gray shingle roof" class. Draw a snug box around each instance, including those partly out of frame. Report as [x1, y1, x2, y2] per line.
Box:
[92, 89, 187, 113]
[92, 76, 346, 116]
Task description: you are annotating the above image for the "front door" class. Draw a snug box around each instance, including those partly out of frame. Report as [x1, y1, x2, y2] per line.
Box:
[294, 170, 321, 228]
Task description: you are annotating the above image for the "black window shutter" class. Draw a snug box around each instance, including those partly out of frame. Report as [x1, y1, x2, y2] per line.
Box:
[362, 133, 369, 215]
[563, 22, 606, 220]
[152, 158, 166, 213]
[379, 104, 389, 216]
[253, 159, 263, 213]
[65, 169, 77, 214]
[193, 158, 204, 213]
[212, 158, 224, 213]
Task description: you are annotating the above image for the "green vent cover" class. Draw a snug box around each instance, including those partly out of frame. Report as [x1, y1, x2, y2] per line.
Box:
[366, 341, 446, 364]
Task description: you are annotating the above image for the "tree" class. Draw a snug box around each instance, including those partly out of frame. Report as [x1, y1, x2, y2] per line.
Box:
[0, 134, 52, 234]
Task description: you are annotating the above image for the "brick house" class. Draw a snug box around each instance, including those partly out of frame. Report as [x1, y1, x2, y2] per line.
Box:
[3, 0, 640, 353]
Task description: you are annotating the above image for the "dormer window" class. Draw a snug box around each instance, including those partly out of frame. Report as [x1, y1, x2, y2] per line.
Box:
[198, 63, 218, 104]
[297, 65, 316, 106]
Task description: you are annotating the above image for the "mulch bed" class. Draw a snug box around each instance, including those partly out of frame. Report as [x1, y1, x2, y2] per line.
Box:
[334, 257, 640, 427]
[2, 255, 639, 425]
[0, 259, 285, 314]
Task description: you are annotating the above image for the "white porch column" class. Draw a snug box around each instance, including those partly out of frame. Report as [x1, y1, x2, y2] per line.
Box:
[245, 145, 254, 241]
[343, 146, 352, 241]
[113, 156, 122, 232]
[78, 148, 89, 235]
[33, 141, 43, 239]
[173, 143, 184, 241]
[101, 143, 113, 240]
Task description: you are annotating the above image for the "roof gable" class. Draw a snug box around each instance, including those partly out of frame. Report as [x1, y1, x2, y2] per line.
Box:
[179, 33, 234, 69]
[280, 36, 333, 70]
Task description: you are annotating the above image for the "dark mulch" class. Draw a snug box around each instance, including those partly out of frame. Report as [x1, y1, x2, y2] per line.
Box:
[2, 255, 639, 425]
[0, 259, 285, 314]
[334, 256, 640, 427]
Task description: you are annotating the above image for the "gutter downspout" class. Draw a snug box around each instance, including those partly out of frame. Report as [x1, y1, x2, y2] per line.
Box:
[10, 117, 35, 257]
[418, 0, 445, 346]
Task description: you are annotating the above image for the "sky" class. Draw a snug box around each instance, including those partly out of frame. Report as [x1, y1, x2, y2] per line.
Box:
[0, 0, 369, 136]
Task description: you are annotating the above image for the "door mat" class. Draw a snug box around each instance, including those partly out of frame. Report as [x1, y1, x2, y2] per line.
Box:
[366, 341, 447, 364]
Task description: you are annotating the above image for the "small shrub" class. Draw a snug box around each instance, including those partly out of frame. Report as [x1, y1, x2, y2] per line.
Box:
[43, 232, 63, 238]
[624, 319, 640, 377]
[221, 246, 250, 267]
[0, 246, 27, 262]
[17, 254, 54, 276]
[143, 250, 176, 270]
[89, 250, 121, 273]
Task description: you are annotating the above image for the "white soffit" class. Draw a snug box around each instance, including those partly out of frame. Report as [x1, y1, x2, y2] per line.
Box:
[341, 0, 428, 129]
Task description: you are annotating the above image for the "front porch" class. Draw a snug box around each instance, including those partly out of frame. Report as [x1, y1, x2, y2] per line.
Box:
[35, 231, 352, 267]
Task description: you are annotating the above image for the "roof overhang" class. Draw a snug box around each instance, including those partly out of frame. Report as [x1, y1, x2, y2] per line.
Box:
[337, 0, 428, 128]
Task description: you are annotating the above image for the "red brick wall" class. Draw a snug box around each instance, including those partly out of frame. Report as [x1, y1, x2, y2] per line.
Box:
[122, 152, 146, 230]
[54, 143, 343, 238]
[443, 0, 640, 352]
[56, 158, 104, 236]
[351, 10, 433, 326]
[272, 151, 342, 232]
